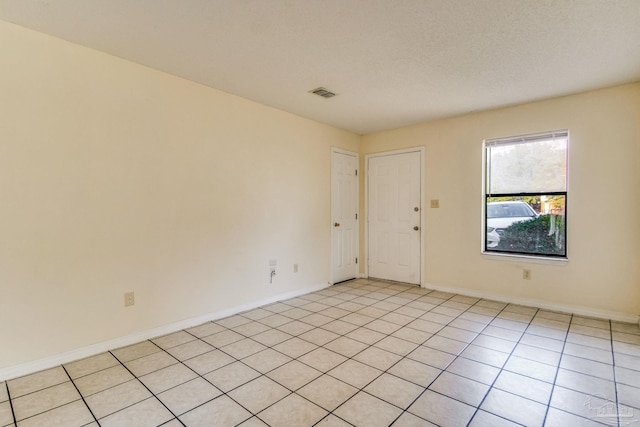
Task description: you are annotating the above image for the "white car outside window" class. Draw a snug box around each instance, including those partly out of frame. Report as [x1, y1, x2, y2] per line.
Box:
[486, 201, 537, 248]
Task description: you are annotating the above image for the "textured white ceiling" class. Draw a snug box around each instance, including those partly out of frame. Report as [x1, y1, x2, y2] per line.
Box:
[1, 0, 639, 134]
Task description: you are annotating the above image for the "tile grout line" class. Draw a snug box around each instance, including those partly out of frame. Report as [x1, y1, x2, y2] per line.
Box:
[452, 301, 538, 426]
[609, 318, 621, 427]
[480, 310, 607, 420]
[107, 346, 187, 427]
[121, 303, 337, 425]
[6, 371, 100, 426]
[387, 294, 488, 425]
[252, 280, 418, 426]
[313, 282, 436, 425]
[328, 286, 528, 425]
[539, 312, 573, 427]
[328, 282, 576, 426]
[4, 381, 16, 427]
[384, 290, 501, 425]
[483, 312, 625, 411]
[61, 364, 102, 427]
[230, 280, 430, 426]
[155, 327, 287, 422]
[306, 281, 434, 426]
[234, 279, 400, 426]
[541, 314, 621, 425]
[179, 327, 294, 425]
[544, 315, 622, 426]
[174, 301, 377, 426]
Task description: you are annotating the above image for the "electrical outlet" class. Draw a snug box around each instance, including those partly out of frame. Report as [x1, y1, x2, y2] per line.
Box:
[523, 269, 531, 280]
[293, 263, 299, 273]
[430, 199, 440, 208]
[124, 292, 135, 307]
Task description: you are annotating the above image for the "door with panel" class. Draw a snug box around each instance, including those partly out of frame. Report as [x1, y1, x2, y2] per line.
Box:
[331, 150, 359, 284]
[368, 151, 421, 284]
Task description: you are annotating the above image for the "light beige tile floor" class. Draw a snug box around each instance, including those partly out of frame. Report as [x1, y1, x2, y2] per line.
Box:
[2, 278, 640, 426]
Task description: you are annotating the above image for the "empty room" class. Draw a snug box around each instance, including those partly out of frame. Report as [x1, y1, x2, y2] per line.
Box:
[0, 1, 639, 426]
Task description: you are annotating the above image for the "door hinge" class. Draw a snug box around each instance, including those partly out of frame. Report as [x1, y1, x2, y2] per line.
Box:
[355, 169, 358, 176]
[355, 213, 358, 220]
[355, 257, 358, 264]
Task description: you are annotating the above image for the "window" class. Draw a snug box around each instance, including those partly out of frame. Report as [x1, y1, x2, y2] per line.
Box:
[483, 130, 568, 258]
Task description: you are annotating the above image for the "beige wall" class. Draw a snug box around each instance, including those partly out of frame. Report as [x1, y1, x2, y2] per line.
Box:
[0, 21, 358, 370]
[361, 83, 640, 319]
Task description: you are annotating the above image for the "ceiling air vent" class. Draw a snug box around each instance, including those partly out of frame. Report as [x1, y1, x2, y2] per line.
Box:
[309, 87, 336, 98]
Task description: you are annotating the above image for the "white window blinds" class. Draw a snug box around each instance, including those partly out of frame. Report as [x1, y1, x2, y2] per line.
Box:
[485, 130, 568, 195]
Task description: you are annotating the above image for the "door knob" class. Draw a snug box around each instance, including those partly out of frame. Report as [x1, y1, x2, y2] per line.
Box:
[413, 226, 419, 231]
[414, 207, 419, 212]
[334, 222, 340, 227]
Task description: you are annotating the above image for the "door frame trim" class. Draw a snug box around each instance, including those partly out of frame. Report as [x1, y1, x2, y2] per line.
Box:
[364, 147, 425, 286]
[330, 147, 359, 285]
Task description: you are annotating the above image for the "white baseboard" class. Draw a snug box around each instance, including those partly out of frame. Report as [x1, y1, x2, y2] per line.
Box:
[423, 282, 640, 324]
[0, 282, 329, 382]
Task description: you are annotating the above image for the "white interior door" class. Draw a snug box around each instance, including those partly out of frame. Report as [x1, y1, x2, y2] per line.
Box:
[368, 151, 421, 284]
[331, 150, 358, 284]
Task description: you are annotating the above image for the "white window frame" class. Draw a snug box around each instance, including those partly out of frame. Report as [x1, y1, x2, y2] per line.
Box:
[481, 130, 569, 260]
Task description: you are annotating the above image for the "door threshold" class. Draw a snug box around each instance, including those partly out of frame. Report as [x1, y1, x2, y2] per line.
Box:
[366, 277, 421, 287]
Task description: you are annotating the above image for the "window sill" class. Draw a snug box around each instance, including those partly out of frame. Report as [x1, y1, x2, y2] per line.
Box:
[481, 251, 568, 264]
